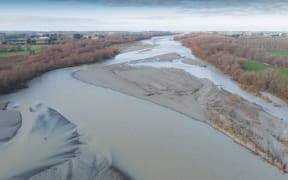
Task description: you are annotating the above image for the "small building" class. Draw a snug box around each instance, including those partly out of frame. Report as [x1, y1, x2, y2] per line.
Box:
[33, 37, 50, 44]
[271, 33, 281, 38]
[6, 38, 26, 45]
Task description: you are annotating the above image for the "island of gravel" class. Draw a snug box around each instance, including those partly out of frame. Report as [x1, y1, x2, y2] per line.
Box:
[73, 53, 288, 173]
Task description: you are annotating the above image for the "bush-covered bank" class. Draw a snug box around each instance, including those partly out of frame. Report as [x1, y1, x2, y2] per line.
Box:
[176, 33, 288, 101]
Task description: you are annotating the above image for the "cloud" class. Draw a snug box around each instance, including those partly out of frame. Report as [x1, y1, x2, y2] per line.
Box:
[0, 6, 288, 31]
[49, 0, 287, 7]
[46, 0, 288, 15]
[0, 0, 288, 31]
[3, 0, 288, 14]
[4, 0, 288, 7]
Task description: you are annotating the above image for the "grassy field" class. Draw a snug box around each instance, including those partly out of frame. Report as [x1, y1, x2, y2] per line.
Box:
[242, 60, 270, 72]
[279, 68, 288, 76]
[0, 45, 43, 57]
[267, 50, 288, 56]
[0, 51, 29, 57]
[243, 60, 288, 77]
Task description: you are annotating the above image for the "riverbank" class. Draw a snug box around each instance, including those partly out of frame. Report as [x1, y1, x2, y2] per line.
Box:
[176, 33, 288, 102]
[0, 32, 171, 95]
[74, 53, 288, 173]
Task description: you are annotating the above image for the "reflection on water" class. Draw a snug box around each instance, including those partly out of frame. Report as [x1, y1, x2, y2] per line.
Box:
[0, 36, 287, 179]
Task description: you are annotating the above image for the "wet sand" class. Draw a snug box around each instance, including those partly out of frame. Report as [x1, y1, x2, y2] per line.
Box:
[0, 106, 22, 142]
[95, 167, 131, 180]
[0, 102, 8, 110]
[74, 53, 288, 173]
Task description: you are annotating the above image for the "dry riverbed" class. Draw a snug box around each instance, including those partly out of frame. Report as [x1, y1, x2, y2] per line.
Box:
[74, 53, 288, 173]
[110, 41, 156, 53]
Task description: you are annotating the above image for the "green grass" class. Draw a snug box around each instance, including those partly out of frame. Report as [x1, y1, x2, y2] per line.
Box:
[279, 68, 288, 76]
[267, 49, 288, 56]
[242, 60, 288, 77]
[0, 51, 29, 57]
[242, 60, 271, 72]
[0, 45, 43, 57]
[30, 45, 42, 52]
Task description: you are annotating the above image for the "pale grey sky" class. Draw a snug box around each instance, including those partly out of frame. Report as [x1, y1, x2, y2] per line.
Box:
[0, 0, 288, 31]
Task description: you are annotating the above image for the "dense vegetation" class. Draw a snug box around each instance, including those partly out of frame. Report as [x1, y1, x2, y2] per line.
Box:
[176, 33, 288, 101]
[0, 32, 171, 94]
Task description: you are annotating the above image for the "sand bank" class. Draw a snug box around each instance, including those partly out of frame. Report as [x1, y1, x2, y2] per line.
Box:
[74, 53, 288, 173]
[0, 108, 22, 142]
[0, 102, 8, 110]
[111, 41, 156, 53]
[95, 167, 131, 180]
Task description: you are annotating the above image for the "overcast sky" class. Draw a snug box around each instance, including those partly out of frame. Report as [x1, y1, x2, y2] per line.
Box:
[1, 0, 288, 31]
